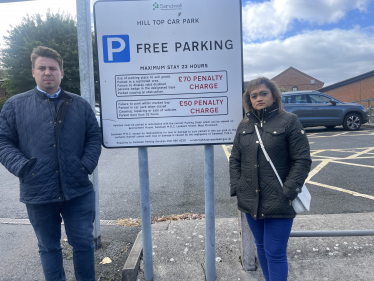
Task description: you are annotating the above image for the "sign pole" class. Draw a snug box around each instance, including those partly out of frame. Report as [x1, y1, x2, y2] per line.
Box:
[138, 147, 154, 281]
[204, 145, 216, 281]
[76, 0, 101, 249]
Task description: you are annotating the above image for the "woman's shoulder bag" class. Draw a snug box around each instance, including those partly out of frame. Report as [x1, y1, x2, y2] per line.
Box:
[254, 125, 311, 213]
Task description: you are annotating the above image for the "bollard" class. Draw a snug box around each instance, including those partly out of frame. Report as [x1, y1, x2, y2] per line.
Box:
[238, 210, 256, 271]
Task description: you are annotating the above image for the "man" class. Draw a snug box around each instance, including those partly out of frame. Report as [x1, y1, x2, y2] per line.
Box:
[0, 46, 102, 281]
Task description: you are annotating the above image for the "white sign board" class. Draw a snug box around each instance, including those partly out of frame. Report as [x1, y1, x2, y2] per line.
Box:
[94, 0, 243, 148]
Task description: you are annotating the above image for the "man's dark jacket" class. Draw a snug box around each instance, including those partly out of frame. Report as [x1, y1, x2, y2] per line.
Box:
[229, 104, 311, 220]
[0, 88, 102, 204]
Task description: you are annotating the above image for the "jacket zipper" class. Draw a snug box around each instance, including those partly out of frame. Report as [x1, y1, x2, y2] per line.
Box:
[253, 110, 264, 127]
[48, 99, 65, 200]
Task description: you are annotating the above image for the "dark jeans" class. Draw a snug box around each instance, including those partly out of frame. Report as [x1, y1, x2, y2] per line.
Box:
[246, 213, 293, 281]
[26, 191, 96, 281]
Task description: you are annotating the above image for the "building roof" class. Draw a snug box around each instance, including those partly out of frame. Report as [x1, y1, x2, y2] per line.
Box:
[271, 66, 323, 84]
[318, 70, 374, 92]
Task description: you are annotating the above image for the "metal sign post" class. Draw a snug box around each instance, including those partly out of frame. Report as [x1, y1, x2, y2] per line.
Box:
[138, 147, 154, 280]
[76, 0, 101, 248]
[204, 145, 215, 281]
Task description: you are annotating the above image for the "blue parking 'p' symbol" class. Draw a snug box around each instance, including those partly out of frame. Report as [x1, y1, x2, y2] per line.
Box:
[103, 35, 130, 63]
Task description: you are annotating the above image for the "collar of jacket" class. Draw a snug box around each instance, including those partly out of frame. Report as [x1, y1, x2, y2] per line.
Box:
[34, 87, 74, 102]
[245, 102, 279, 123]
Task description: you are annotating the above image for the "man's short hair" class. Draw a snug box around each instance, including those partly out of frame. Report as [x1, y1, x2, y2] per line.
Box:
[31, 46, 63, 70]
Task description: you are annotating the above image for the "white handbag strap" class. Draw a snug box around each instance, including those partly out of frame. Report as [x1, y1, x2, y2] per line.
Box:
[254, 125, 284, 188]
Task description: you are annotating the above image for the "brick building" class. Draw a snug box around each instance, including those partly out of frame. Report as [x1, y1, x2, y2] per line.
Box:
[318, 70, 374, 108]
[271, 66, 324, 91]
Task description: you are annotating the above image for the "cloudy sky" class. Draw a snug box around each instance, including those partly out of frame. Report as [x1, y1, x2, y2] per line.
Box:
[0, 0, 373, 86]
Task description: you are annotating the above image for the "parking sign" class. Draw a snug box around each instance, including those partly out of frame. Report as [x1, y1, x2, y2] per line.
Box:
[102, 35, 130, 63]
[94, 0, 243, 148]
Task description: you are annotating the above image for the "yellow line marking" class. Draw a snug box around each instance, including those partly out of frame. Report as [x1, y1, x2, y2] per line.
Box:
[330, 160, 374, 169]
[308, 181, 374, 201]
[305, 160, 330, 183]
[310, 147, 374, 161]
[311, 149, 325, 156]
[221, 145, 374, 200]
[312, 156, 374, 161]
[311, 155, 346, 160]
[311, 147, 374, 152]
[333, 156, 374, 159]
[222, 145, 231, 161]
[308, 132, 374, 139]
[346, 147, 374, 159]
[331, 132, 349, 137]
[306, 133, 320, 136]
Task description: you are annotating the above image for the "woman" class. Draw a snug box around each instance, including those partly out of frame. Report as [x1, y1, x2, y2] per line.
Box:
[229, 77, 311, 281]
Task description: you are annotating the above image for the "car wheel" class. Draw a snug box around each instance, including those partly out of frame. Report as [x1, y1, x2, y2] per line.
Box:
[325, 126, 335, 129]
[343, 113, 361, 131]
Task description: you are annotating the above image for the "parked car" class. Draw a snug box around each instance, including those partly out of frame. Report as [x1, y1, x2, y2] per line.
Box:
[281, 91, 368, 131]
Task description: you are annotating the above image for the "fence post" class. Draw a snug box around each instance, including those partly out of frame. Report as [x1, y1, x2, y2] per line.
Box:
[238, 210, 256, 271]
[370, 107, 374, 123]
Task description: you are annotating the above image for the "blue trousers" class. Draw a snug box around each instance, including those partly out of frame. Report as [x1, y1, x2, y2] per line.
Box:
[246, 213, 293, 281]
[26, 191, 96, 281]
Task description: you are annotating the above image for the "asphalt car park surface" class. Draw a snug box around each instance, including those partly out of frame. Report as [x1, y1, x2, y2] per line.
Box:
[1, 124, 373, 280]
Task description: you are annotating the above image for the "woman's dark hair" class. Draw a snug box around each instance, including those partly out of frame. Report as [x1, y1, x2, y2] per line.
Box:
[31, 46, 63, 70]
[243, 77, 284, 113]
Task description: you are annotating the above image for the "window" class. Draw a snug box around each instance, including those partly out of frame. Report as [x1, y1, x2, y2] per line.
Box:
[288, 95, 307, 104]
[292, 86, 298, 91]
[309, 94, 331, 103]
[282, 96, 289, 103]
[311, 79, 315, 84]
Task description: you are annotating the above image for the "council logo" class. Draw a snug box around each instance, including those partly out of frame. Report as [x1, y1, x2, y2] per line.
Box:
[102, 35, 130, 63]
[152, 2, 182, 11]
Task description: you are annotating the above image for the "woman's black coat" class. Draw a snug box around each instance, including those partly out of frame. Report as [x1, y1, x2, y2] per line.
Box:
[229, 104, 311, 220]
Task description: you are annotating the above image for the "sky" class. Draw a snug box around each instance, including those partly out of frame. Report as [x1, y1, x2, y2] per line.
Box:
[0, 0, 373, 86]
